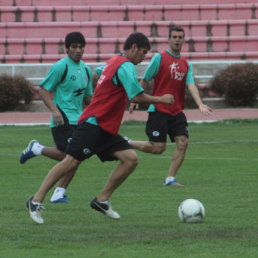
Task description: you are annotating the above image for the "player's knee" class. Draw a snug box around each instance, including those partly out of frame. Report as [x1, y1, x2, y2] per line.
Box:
[64, 155, 81, 170]
[128, 153, 139, 169]
[182, 138, 189, 149]
[152, 145, 166, 154]
[177, 138, 189, 152]
[124, 151, 138, 169]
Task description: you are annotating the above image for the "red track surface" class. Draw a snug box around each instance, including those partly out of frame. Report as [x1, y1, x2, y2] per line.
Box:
[1, 109, 258, 125]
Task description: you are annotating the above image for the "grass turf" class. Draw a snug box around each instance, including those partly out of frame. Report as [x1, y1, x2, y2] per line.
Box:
[0, 119, 258, 257]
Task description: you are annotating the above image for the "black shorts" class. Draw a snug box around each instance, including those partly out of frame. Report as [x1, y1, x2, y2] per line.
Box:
[146, 111, 188, 143]
[66, 122, 132, 162]
[51, 125, 77, 152]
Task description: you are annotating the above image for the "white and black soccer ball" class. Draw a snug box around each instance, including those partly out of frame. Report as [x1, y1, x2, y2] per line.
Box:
[178, 199, 205, 223]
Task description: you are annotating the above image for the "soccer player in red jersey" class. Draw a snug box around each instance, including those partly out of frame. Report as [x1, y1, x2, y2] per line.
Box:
[129, 26, 212, 186]
[26, 32, 174, 224]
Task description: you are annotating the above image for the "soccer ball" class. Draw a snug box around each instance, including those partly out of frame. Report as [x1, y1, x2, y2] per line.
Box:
[178, 199, 205, 223]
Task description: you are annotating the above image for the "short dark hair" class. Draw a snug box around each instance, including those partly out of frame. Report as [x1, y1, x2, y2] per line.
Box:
[168, 26, 185, 38]
[65, 32, 86, 49]
[123, 32, 151, 51]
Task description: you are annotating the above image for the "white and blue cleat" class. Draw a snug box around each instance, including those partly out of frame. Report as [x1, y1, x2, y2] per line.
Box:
[20, 140, 38, 164]
[50, 195, 70, 204]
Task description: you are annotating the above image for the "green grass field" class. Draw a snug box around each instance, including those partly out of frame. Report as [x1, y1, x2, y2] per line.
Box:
[0, 120, 258, 258]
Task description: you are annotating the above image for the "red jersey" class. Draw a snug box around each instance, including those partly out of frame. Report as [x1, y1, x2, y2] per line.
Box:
[78, 55, 129, 135]
[153, 51, 189, 115]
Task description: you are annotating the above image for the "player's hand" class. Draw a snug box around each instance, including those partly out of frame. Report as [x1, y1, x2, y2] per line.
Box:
[162, 94, 174, 105]
[129, 103, 139, 114]
[53, 110, 63, 127]
[199, 104, 212, 115]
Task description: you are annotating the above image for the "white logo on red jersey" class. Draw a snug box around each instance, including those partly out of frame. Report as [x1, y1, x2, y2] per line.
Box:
[97, 74, 106, 87]
[169, 62, 185, 81]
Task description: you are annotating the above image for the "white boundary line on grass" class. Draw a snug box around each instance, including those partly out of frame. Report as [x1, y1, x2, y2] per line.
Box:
[139, 155, 258, 161]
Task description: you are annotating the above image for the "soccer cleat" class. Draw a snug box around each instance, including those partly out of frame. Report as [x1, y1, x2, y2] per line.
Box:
[163, 179, 184, 186]
[20, 140, 38, 164]
[26, 196, 45, 224]
[90, 197, 120, 220]
[50, 194, 69, 204]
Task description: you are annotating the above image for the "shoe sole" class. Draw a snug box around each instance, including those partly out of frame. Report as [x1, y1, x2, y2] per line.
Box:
[164, 183, 184, 186]
[50, 199, 69, 204]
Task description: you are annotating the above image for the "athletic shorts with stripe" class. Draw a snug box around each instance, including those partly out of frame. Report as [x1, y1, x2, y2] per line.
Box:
[51, 125, 77, 152]
[146, 111, 189, 143]
[66, 122, 132, 162]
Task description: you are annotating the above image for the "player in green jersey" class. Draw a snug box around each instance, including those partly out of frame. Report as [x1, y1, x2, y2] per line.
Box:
[20, 32, 93, 203]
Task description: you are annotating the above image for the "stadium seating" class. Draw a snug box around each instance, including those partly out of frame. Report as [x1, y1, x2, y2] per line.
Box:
[1, 4, 258, 22]
[1, 0, 257, 6]
[0, 1, 257, 64]
[1, 19, 257, 38]
[2, 35, 258, 57]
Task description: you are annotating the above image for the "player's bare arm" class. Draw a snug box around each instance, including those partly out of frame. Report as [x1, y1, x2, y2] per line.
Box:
[39, 87, 63, 126]
[187, 83, 212, 115]
[131, 92, 174, 105]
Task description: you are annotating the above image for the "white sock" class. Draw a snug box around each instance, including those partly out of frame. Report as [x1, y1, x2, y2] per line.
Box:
[100, 200, 109, 205]
[32, 201, 42, 206]
[54, 187, 66, 195]
[50, 187, 66, 202]
[165, 177, 175, 184]
[31, 142, 44, 156]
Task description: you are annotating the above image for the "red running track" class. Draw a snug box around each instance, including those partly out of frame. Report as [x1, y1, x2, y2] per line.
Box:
[1, 109, 258, 125]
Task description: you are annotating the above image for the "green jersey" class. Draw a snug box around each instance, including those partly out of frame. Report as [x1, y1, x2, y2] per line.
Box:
[39, 56, 93, 127]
